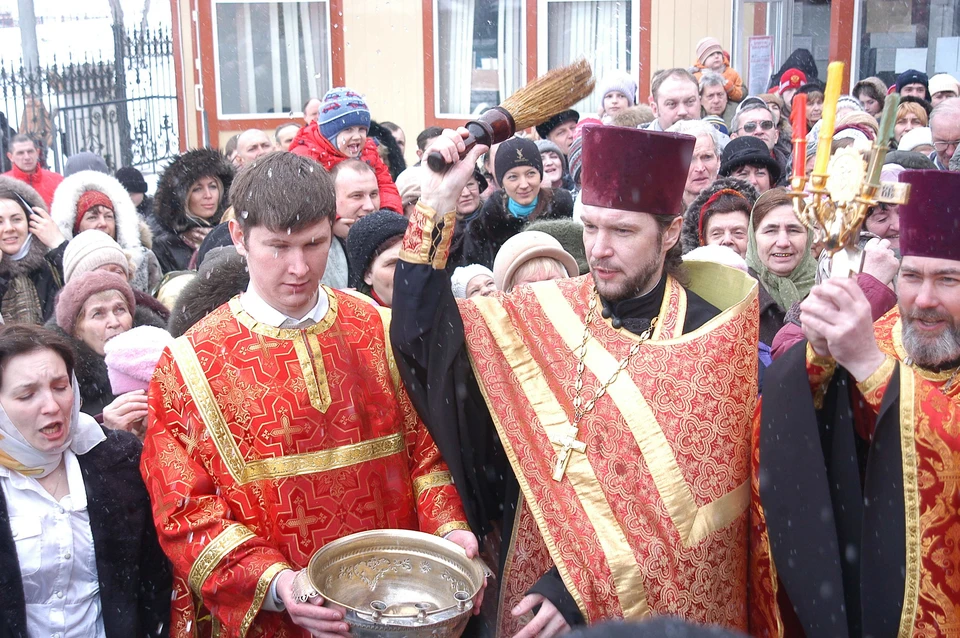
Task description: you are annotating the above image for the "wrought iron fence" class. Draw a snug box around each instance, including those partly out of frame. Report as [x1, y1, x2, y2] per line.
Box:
[0, 26, 179, 176]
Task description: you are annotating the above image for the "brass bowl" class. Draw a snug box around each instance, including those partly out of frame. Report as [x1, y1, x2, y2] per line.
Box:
[300, 529, 486, 637]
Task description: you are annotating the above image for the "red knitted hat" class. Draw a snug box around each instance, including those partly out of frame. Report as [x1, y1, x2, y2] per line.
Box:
[74, 190, 114, 233]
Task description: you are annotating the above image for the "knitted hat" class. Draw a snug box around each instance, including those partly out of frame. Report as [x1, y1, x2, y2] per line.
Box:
[103, 325, 174, 394]
[471, 167, 489, 194]
[719, 136, 782, 184]
[395, 166, 423, 206]
[62, 229, 129, 283]
[776, 68, 807, 94]
[76, 190, 113, 217]
[345, 209, 409, 290]
[897, 126, 933, 152]
[896, 69, 929, 94]
[55, 270, 136, 335]
[836, 95, 864, 113]
[702, 115, 730, 136]
[114, 167, 148, 194]
[696, 37, 723, 66]
[492, 230, 579, 291]
[598, 71, 637, 106]
[535, 110, 579, 140]
[526, 218, 588, 274]
[451, 264, 495, 299]
[64, 152, 109, 177]
[568, 134, 584, 186]
[318, 87, 371, 144]
[494, 137, 543, 186]
[929, 73, 960, 97]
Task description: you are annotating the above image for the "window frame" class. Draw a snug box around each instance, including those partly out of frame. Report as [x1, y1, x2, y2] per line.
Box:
[211, 0, 335, 120]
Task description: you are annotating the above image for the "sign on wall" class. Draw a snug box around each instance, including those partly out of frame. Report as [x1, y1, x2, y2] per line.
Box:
[748, 35, 775, 95]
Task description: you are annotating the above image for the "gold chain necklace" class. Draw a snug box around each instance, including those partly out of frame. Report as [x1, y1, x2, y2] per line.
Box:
[552, 291, 658, 481]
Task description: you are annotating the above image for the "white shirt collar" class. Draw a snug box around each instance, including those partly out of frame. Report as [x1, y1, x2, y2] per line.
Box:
[0, 450, 87, 510]
[239, 283, 330, 328]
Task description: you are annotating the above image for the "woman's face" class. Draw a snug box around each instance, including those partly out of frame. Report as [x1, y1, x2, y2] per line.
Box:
[502, 166, 541, 206]
[857, 93, 882, 117]
[187, 176, 221, 219]
[456, 177, 482, 217]
[755, 204, 808, 277]
[77, 204, 116, 238]
[0, 199, 29, 256]
[73, 290, 133, 356]
[895, 112, 924, 142]
[541, 152, 563, 187]
[465, 274, 496, 298]
[766, 101, 782, 126]
[0, 349, 73, 453]
[865, 203, 900, 250]
[807, 97, 824, 126]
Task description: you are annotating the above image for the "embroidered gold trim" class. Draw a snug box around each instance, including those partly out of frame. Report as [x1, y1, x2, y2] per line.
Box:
[432, 211, 458, 270]
[897, 368, 920, 638]
[228, 289, 338, 338]
[293, 331, 332, 413]
[535, 284, 748, 547]
[497, 492, 526, 624]
[375, 306, 402, 393]
[188, 524, 255, 595]
[238, 562, 290, 638]
[650, 277, 678, 340]
[856, 355, 896, 399]
[413, 470, 454, 499]
[399, 202, 441, 265]
[170, 337, 405, 484]
[472, 295, 649, 620]
[435, 521, 472, 537]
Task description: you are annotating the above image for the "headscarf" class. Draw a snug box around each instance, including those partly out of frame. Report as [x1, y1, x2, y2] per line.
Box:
[0, 373, 105, 478]
[745, 192, 817, 311]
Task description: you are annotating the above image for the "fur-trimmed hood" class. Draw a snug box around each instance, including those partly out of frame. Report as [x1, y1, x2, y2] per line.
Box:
[681, 177, 760, 254]
[50, 170, 144, 253]
[168, 248, 249, 337]
[0, 175, 47, 212]
[154, 148, 234, 234]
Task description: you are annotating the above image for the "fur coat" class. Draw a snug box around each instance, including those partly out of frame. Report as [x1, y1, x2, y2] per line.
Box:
[50, 170, 162, 292]
[150, 149, 234, 273]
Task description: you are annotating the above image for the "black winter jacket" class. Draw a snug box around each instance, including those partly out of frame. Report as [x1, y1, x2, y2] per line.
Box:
[0, 429, 172, 638]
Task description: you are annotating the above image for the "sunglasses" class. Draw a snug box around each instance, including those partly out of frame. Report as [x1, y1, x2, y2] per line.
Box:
[740, 121, 775, 133]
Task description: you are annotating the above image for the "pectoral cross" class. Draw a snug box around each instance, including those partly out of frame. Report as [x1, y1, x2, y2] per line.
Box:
[551, 426, 587, 481]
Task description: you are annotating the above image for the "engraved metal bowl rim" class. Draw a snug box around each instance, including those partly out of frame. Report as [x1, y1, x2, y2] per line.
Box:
[305, 528, 486, 620]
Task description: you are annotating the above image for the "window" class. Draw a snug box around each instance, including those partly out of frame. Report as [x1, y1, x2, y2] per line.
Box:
[433, 0, 527, 118]
[858, 0, 960, 89]
[539, 0, 637, 113]
[214, 0, 332, 117]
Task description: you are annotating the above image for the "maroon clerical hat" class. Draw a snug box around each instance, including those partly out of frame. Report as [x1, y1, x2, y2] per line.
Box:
[898, 169, 960, 262]
[580, 125, 696, 216]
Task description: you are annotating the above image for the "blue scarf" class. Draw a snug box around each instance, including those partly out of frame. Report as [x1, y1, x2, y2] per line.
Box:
[507, 196, 538, 218]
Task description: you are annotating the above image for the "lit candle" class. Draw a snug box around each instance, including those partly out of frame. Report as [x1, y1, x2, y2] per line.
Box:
[866, 93, 900, 185]
[791, 94, 808, 181]
[812, 61, 844, 176]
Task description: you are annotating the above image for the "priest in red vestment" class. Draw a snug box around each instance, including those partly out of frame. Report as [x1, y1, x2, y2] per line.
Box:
[392, 126, 761, 637]
[140, 151, 473, 638]
[753, 169, 960, 637]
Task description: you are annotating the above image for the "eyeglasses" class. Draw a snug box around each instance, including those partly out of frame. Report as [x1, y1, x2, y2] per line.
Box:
[934, 139, 960, 151]
[739, 121, 775, 133]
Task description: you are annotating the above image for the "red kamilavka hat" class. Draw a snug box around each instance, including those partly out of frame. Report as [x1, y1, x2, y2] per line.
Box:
[898, 169, 960, 262]
[580, 125, 696, 216]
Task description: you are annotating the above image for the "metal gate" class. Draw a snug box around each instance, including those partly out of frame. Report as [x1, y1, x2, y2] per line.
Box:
[0, 26, 179, 175]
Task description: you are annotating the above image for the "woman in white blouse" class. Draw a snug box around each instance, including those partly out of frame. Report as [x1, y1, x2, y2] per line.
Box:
[0, 324, 171, 638]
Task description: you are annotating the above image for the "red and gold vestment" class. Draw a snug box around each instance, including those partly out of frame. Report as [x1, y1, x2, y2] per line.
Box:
[751, 308, 960, 637]
[453, 262, 760, 634]
[141, 289, 468, 638]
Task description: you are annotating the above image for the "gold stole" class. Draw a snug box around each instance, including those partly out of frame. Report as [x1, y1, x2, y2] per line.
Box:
[458, 265, 759, 633]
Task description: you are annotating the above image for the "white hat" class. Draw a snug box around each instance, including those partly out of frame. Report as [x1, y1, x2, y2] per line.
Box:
[451, 264, 494, 299]
[929, 73, 960, 96]
[897, 126, 933, 152]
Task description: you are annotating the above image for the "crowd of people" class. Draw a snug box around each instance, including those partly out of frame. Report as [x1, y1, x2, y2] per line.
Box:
[0, 40, 958, 638]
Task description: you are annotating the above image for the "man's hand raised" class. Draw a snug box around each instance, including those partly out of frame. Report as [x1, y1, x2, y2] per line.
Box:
[420, 128, 488, 215]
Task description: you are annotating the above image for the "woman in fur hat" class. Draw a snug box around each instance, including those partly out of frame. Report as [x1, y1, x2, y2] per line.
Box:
[0, 176, 67, 324]
[150, 148, 234, 272]
[50, 170, 162, 292]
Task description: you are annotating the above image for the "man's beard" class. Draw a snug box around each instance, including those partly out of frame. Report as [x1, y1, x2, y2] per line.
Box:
[900, 307, 960, 369]
[591, 245, 664, 303]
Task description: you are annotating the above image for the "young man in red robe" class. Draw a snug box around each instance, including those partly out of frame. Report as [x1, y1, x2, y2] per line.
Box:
[140, 151, 474, 638]
[754, 169, 960, 637]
